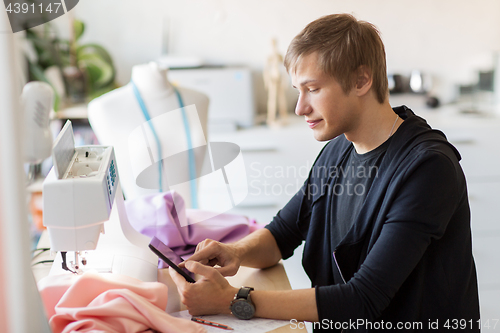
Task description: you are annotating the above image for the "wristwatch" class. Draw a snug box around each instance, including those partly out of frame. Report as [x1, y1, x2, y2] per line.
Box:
[230, 287, 255, 320]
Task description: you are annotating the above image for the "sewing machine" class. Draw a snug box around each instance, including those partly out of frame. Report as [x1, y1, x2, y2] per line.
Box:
[43, 121, 158, 281]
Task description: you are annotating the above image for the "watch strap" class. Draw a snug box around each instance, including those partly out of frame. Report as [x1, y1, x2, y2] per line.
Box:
[236, 286, 254, 300]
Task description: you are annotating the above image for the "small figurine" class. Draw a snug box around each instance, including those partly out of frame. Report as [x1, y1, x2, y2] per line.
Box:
[264, 38, 288, 127]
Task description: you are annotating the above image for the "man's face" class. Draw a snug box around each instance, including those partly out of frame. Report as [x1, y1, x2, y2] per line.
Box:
[291, 52, 359, 141]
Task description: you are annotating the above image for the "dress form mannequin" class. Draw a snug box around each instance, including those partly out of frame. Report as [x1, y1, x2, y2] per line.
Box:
[88, 62, 209, 207]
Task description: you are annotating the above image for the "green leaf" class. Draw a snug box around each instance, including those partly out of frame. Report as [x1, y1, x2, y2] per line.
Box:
[28, 60, 49, 83]
[76, 43, 114, 65]
[76, 44, 116, 91]
[73, 19, 85, 42]
[78, 53, 115, 90]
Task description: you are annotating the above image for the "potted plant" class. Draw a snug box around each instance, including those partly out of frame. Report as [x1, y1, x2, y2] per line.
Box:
[25, 16, 117, 109]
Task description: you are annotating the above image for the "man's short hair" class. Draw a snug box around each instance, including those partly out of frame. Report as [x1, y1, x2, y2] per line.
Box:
[284, 13, 388, 104]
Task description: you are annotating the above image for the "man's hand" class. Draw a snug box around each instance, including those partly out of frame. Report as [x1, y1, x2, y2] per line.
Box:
[180, 239, 241, 277]
[169, 261, 238, 316]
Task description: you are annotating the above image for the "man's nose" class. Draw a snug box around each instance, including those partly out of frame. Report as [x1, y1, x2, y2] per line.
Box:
[295, 94, 312, 116]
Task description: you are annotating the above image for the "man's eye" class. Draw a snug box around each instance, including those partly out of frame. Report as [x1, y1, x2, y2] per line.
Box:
[309, 89, 319, 93]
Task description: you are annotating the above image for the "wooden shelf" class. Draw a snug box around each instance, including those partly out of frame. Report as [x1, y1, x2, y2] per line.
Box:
[50, 104, 88, 120]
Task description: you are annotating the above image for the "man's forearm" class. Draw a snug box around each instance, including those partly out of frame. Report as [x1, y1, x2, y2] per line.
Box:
[172, 261, 318, 322]
[252, 288, 318, 322]
[232, 228, 282, 269]
[231, 230, 319, 320]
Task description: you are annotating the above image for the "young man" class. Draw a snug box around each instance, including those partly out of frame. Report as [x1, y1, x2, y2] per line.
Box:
[169, 14, 480, 331]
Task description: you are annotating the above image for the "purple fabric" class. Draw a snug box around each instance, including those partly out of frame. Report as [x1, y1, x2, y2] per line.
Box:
[125, 191, 263, 268]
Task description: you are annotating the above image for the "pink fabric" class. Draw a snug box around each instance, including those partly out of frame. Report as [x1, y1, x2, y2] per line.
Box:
[38, 272, 205, 333]
[125, 191, 264, 257]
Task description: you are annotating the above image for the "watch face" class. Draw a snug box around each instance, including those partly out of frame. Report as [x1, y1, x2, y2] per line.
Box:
[231, 299, 255, 320]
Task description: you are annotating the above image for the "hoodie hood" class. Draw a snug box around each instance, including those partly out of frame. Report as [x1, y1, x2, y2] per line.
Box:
[392, 105, 462, 162]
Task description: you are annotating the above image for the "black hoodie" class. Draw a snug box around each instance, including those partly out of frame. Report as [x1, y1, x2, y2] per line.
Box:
[266, 106, 480, 332]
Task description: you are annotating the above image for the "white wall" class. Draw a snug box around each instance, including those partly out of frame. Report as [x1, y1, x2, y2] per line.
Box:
[52, 0, 500, 110]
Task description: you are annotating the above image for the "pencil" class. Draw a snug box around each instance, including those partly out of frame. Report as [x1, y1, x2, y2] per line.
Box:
[191, 317, 234, 330]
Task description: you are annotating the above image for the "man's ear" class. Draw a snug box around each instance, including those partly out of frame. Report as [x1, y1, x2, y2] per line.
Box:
[354, 65, 373, 96]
